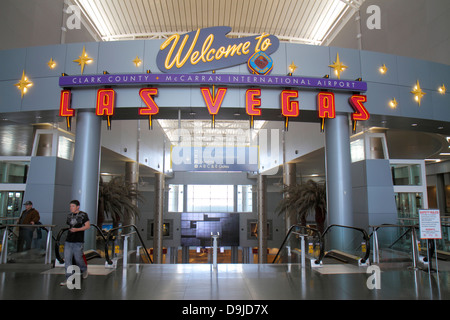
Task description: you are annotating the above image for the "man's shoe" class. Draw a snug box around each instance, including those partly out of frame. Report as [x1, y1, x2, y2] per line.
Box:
[60, 280, 68, 286]
[82, 270, 88, 279]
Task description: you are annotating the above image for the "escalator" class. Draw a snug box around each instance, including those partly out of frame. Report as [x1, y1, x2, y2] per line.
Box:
[54, 224, 153, 267]
[273, 224, 370, 268]
[54, 224, 105, 266]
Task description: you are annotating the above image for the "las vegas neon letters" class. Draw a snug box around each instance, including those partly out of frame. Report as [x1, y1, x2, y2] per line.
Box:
[59, 88, 369, 123]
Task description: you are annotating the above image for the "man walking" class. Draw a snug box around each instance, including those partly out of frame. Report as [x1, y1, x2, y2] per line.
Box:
[60, 200, 90, 286]
[17, 201, 40, 252]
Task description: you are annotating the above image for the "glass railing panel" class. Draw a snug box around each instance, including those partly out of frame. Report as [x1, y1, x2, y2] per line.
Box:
[371, 226, 415, 264]
[3, 225, 51, 264]
[399, 217, 450, 256]
[436, 223, 450, 252]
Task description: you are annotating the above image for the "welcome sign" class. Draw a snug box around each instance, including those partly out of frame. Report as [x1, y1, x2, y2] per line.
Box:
[156, 26, 280, 73]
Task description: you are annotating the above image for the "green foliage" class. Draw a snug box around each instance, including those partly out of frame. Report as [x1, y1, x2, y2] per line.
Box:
[276, 179, 327, 232]
[98, 176, 143, 226]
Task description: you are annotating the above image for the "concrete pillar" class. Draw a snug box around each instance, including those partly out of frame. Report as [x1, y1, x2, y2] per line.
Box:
[283, 162, 297, 233]
[257, 174, 267, 263]
[325, 114, 353, 249]
[125, 161, 139, 248]
[182, 245, 190, 263]
[325, 114, 353, 226]
[436, 174, 446, 214]
[153, 172, 165, 264]
[71, 110, 101, 250]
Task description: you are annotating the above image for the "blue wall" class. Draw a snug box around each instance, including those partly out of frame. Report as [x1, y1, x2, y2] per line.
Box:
[1, 40, 449, 127]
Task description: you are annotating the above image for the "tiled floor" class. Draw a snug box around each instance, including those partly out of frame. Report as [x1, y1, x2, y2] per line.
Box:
[0, 261, 448, 300]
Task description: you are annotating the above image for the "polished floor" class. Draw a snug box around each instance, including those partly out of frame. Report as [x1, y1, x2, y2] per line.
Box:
[0, 261, 448, 300]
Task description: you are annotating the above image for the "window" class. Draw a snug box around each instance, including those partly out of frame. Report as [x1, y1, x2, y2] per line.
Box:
[187, 185, 234, 212]
[237, 185, 253, 212]
[169, 184, 254, 213]
[391, 163, 422, 186]
[168, 184, 184, 212]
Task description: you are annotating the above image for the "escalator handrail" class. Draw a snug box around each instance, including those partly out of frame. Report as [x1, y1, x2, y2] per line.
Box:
[54, 224, 108, 264]
[318, 224, 371, 264]
[104, 224, 153, 265]
[272, 224, 322, 264]
[369, 224, 420, 254]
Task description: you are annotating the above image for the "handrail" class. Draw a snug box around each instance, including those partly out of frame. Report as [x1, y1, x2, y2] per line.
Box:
[54, 224, 107, 264]
[272, 224, 322, 265]
[318, 224, 371, 264]
[369, 224, 421, 267]
[1, 224, 56, 264]
[104, 224, 153, 265]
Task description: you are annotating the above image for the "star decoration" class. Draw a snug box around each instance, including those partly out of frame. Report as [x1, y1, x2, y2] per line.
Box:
[133, 56, 142, 67]
[288, 62, 297, 75]
[438, 84, 446, 95]
[14, 70, 33, 98]
[411, 80, 426, 106]
[47, 58, 56, 69]
[379, 64, 387, 74]
[389, 98, 398, 109]
[329, 52, 348, 79]
[73, 46, 93, 74]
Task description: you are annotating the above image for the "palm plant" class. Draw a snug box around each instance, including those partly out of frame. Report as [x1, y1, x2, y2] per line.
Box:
[276, 179, 327, 234]
[97, 176, 143, 230]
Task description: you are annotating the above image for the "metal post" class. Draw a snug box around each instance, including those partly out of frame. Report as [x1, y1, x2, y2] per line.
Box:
[123, 234, 129, 269]
[153, 172, 165, 264]
[72, 109, 101, 250]
[1, 227, 9, 264]
[283, 162, 297, 233]
[300, 235, 305, 267]
[45, 229, 52, 264]
[373, 229, 380, 264]
[257, 174, 267, 264]
[411, 226, 419, 269]
[212, 232, 219, 269]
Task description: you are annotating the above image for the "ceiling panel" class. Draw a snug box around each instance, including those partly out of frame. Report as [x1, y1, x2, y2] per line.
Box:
[72, 0, 364, 44]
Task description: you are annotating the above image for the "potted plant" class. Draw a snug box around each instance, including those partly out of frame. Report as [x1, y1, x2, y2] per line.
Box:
[276, 179, 327, 234]
[97, 176, 143, 230]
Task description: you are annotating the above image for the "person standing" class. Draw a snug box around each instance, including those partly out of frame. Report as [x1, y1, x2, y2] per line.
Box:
[17, 201, 40, 252]
[60, 200, 90, 286]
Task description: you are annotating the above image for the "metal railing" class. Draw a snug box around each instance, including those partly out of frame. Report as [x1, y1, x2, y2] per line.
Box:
[104, 224, 153, 265]
[272, 224, 322, 265]
[370, 224, 421, 269]
[54, 224, 107, 264]
[0, 224, 55, 264]
[319, 224, 371, 265]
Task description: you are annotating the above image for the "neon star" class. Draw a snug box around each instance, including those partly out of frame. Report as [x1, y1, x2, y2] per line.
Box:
[133, 56, 142, 67]
[73, 46, 93, 75]
[47, 58, 56, 69]
[411, 80, 426, 106]
[14, 70, 33, 98]
[329, 52, 348, 79]
[288, 62, 297, 75]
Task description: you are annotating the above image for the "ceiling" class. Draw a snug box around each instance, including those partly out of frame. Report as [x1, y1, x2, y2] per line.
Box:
[72, 0, 365, 45]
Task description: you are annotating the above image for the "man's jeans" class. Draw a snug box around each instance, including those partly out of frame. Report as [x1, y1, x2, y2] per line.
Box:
[64, 242, 87, 279]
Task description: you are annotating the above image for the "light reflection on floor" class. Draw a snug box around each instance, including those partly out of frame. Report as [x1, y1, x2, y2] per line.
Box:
[0, 262, 448, 300]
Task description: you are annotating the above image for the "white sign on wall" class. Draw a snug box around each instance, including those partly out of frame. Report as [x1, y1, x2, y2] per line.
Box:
[419, 209, 442, 240]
